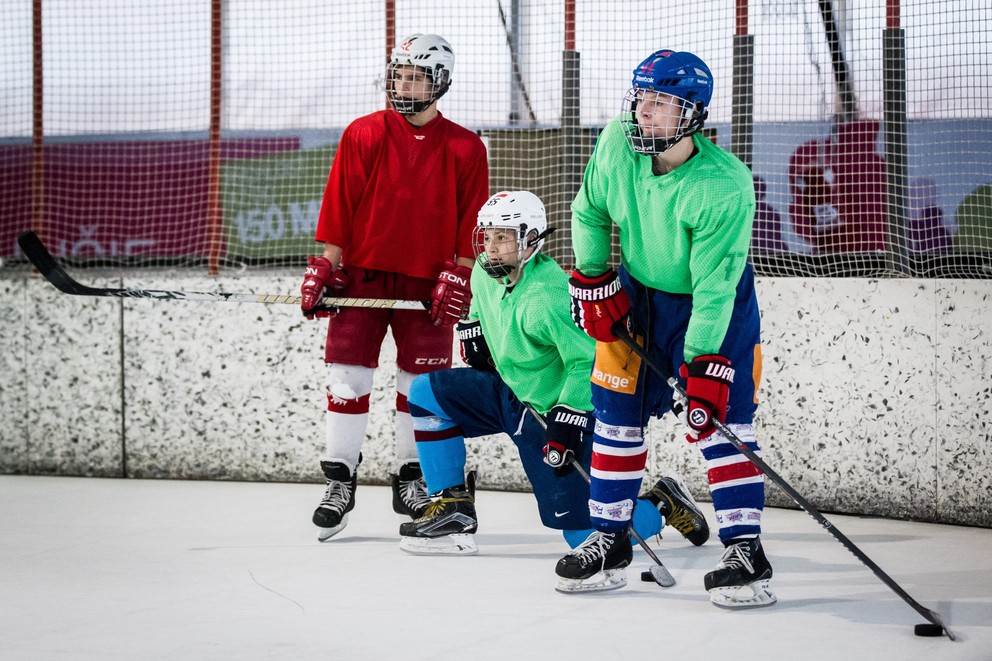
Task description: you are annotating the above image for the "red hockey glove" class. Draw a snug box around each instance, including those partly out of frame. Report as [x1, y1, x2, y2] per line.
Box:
[543, 406, 591, 477]
[568, 269, 630, 342]
[300, 256, 350, 320]
[456, 320, 496, 371]
[430, 261, 472, 326]
[678, 355, 734, 442]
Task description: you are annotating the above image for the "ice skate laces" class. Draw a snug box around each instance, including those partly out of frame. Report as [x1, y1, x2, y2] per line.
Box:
[419, 498, 447, 520]
[400, 475, 431, 513]
[569, 531, 614, 568]
[716, 542, 755, 575]
[665, 498, 700, 535]
[319, 480, 352, 513]
[417, 490, 468, 521]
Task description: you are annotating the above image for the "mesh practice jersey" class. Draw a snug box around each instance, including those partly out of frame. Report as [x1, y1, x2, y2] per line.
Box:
[468, 253, 595, 416]
[315, 109, 489, 279]
[571, 121, 755, 361]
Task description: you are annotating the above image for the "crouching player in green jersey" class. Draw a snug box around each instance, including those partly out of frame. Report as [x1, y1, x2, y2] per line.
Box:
[400, 191, 709, 592]
[564, 50, 774, 608]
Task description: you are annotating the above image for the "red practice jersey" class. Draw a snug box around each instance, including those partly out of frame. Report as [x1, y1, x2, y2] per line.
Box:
[315, 109, 490, 279]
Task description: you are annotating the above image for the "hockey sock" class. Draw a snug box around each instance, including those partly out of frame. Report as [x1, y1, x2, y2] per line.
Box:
[561, 498, 661, 549]
[394, 369, 418, 466]
[698, 422, 765, 541]
[589, 420, 646, 530]
[324, 364, 375, 469]
[408, 374, 468, 494]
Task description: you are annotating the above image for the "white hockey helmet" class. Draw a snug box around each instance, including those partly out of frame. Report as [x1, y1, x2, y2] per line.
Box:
[473, 191, 553, 282]
[388, 34, 454, 115]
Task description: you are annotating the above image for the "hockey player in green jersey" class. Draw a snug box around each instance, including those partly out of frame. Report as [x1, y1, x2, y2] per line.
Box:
[400, 191, 709, 591]
[563, 50, 775, 608]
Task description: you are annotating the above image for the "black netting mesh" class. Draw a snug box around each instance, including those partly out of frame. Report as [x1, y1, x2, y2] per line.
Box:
[2, 1, 990, 277]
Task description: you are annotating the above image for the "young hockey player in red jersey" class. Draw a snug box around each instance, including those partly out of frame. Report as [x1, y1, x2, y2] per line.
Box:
[299, 34, 489, 541]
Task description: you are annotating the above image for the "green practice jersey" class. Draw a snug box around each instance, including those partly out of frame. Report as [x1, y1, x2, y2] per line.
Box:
[468, 252, 595, 416]
[571, 118, 755, 362]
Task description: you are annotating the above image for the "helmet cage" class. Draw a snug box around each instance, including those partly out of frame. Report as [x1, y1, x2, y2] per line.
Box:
[472, 224, 544, 281]
[387, 64, 451, 114]
[388, 34, 453, 115]
[621, 88, 707, 155]
[473, 190, 551, 284]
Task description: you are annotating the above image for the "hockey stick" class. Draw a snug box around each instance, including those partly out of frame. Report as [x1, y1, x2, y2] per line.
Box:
[524, 404, 676, 588]
[612, 323, 956, 640]
[17, 231, 429, 311]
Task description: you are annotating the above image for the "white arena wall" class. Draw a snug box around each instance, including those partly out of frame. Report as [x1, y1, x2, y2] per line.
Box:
[1, 273, 989, 528]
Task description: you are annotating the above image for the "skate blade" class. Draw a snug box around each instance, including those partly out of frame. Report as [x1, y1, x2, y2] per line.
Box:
[399, 533, 478, 556]
[555, 568, 628, 594]
[708, 579, 777, 609]
[316, 514, 349, 542]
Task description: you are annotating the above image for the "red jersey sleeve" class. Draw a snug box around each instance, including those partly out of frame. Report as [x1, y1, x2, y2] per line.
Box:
[314, 114, 384, 249]
[451, 129, 490, 263]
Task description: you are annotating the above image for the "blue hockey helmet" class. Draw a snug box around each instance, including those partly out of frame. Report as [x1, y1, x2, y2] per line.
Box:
[632, 50, 713, 107]
[622, 50, 712, 154]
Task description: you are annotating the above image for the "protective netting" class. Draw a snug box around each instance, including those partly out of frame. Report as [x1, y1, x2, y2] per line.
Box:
[2, 1, 990, 277]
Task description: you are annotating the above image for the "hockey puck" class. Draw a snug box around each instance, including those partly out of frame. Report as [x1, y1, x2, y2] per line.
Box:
[914, 623, 943, 637]
[640, 570, 654, 582]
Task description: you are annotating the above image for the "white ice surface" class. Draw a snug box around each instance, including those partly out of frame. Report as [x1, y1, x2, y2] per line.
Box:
[1, 475, 990, 661]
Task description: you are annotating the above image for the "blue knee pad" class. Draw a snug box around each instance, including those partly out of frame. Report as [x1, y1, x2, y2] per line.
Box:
[408, 373, 442, 417]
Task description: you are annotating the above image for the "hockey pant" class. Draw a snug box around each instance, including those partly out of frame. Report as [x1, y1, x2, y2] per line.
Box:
[588, 264, 765, 543]
[322, 269, 454, 472]
[407, 367, 663, 546]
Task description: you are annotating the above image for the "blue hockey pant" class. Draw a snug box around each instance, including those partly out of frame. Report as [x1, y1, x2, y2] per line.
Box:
[408, 367, 663, 547]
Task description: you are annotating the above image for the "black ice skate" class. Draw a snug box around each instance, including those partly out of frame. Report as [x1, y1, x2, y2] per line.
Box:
[641, 474, 710, 546]
[555, 529, 632, 593]
[704, 536, 776, 609]
[313, 460, 357, 542]
[398, 485, 478, 556]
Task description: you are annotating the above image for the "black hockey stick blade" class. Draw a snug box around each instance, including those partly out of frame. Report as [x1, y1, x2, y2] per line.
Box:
[612, 322, 955, 639]
[18, 230, 97, 296]
[17, 231, 429, 311]
[643, 565, 676, 587]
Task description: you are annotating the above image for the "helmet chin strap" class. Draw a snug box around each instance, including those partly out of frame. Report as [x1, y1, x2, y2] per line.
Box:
[481, 261, 515, 279]
[632, 116, 691, 154]
[527, 226, 556, 248]
[479, 260, 524, 289]
[637, 132, 684, 155]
